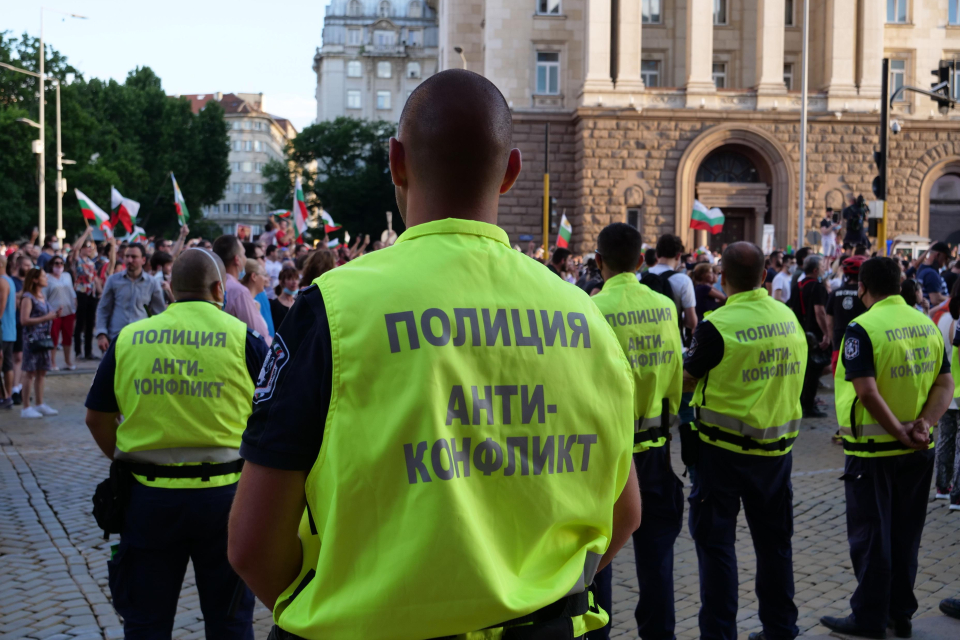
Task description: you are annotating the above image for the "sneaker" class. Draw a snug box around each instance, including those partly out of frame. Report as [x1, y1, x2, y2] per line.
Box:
[64, 365, 76, 371]
[35, 404, 58, 416]
[12, 391, 21, 405]
[950, 500, 960, 511]
[936, 488, 951, 500]
[20, 407, 43, 419]
[0, 398, 12, 409]
[940, 597, 960, 619]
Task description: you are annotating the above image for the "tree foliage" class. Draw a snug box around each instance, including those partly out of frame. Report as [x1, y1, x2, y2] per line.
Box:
[0, 32, 230, 241]
[264, 116, 402, 241]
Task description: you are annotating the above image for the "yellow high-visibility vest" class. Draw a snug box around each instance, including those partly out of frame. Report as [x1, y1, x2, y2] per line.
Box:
[274, 218, 635, 640]
[592, 272, 683, 452]
[113, 301, 253, 488]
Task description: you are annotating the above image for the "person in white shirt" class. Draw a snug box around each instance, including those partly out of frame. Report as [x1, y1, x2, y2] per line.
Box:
[772, 254, 795, 303]
[820, 214, 839, 258]
[263, 245, 283, 300]
[640, 234, 697, 333]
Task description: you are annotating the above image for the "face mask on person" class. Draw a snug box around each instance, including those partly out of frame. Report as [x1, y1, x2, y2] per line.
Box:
[52, 265, 64, 276]
[788, 264, 797, 275]
[238, 268, 246, 280]
[283, 287, 297, 296]
[51, 242, 60, 251]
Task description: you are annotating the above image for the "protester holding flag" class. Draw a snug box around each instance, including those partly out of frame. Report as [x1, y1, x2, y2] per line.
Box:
[94, 243, 167, 353]
[75, 189, 113, 235]
[292, 177, 310, 243]
[67, 228, 103, 361]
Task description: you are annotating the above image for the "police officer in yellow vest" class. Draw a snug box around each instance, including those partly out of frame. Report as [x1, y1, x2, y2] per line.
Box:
[226, 69, 642, 640]
[819, 257, 953, 639]
[590, 223, 683, 640]
[682, 242, 807, 640]
[85, 248, 267, 639]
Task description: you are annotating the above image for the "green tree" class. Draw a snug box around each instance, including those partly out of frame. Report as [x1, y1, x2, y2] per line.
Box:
[0, 32, 230, 241]
[264, 117, 401, 242]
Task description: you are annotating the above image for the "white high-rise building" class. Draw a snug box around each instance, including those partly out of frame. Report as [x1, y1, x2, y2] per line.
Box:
[314, 0, 440, 123]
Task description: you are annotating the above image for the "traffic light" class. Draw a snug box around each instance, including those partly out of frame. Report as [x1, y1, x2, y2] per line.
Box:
[549, 197, 558, 229]
[872, 150, 885, 200]
[931, 60, 956, 114]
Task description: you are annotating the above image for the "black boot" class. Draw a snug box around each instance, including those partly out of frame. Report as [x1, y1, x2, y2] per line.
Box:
[820, 614, 885, 639]
[888, 618, 912, 638]
[747, 632, 767, 640]
[941, 597, 960, 620]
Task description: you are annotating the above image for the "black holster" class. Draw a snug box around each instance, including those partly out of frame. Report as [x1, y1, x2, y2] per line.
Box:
[92, 459, 133, 540]
[679, 422, 699, 467]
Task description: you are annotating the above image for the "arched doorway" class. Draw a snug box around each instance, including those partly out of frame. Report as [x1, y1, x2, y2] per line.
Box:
[930, 174, 960, 245]
[695, 147, 771, 251]
[675, 124, 794, 249]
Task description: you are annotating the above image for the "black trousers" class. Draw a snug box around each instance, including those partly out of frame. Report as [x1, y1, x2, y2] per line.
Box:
[108, 482, 254, 640]
[843, 449, 935, 631]
[689, 444, 798, 640]
[74, 292, 97, 358]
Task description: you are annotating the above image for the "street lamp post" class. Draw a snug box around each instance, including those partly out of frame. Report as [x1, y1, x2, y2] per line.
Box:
[453, 46, 467, 70]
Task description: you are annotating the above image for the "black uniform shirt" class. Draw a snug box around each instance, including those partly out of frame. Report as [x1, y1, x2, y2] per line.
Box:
[240, 285, 333, 471]
[798, 277, 829, 340]
[826, 281, 867, 351]
[85, 300, 269, 413]
[840, 321, 950, 381]
[683, 320, 724, 378]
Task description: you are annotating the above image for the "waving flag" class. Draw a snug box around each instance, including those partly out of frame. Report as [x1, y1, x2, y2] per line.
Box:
[269, 209, 292, 219]
[690, 200, 725, 234]
[122, 225, 148, 244]
[293, 176, 310, 242]
[327, 238, 341, 249]
[320, 210, 342, 233]
[556, 213, 572, 249]
[110, 186, 140, 234]
[75, 189, 112, 234]
[171, 173, 190, 225]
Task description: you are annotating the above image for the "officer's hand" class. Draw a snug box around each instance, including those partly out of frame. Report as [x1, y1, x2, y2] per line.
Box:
[908, 418, 931, 447]
[895, 421, 929, 450]
[97, 334, 109, 353]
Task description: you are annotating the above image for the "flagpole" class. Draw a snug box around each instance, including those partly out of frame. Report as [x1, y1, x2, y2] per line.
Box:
[797, 0, 810, 248]
[542, 122, 550, 261]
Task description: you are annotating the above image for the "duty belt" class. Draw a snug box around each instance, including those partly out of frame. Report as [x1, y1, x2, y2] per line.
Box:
[696, 422, 795, 453]
[841, 439, 932, 454]
[635, 427, 668, 445]
[122, 459, 244, 482]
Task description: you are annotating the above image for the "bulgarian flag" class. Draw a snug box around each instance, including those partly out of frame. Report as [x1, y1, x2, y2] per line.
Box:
[75, 189, 112, 234]
[556, 213, 572, 248]
[690, 200, 725, 234]
[320, 210, 342, 233]
[269, 209, 292, 219]
[122, 225, 148, 244]
[327, 238, 341, 249]
[110, 186, 140, 234]
[293, 176, 310, 242]
[171, 173, 189, 225]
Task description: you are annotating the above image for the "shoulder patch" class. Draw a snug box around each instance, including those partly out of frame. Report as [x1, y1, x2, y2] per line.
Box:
[254, 333, 289, 404]
[844, 338, 860, 361]
[686, 337, 698, 357]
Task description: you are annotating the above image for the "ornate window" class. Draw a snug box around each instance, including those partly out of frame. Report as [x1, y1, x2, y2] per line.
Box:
[348, 0, 362, 17]
[379, 1, 392, 17]
[696, 150, 760, 183]
[409, 1, 423, 18]
[377, 61, 393, 78]
[347, 60, 362, 77]
[887, 0, 908, 23]
[642, 0, 661, 24]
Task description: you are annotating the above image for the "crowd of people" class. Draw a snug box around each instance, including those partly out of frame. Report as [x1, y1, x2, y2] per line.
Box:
[0, 216, 376, 418]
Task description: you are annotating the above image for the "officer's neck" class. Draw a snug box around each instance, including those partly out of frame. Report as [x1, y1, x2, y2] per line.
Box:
[401, 190, 498, 228]
[862, 292, 890, 309]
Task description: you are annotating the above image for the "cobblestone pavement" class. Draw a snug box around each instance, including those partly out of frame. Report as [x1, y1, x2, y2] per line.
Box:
[0, 372, 957, 639]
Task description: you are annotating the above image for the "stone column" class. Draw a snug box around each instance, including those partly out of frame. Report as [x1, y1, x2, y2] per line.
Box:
[616, 0, 644, 92]
[755, 0, 787, 104]
[685, 0, 715, 107]
[822, 0, 858, 106]
[582, 0, 615, 95]
[858, 0, 884, 99]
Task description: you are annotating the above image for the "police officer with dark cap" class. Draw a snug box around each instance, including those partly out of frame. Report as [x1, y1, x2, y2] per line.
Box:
[826, 255, 868, 375]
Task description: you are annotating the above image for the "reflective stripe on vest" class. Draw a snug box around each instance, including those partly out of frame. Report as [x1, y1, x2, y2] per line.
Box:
[114, 446, 242, 465]
[834, 296, 942, 457]
[591, 272, 683, 453]
[273, 219, 634, 640]
[699, 408, 801, 440]
[692, 288, 807, 457]
[113, 301, 254, 488]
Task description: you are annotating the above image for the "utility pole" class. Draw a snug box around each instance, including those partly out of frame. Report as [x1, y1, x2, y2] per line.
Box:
[875, 59, 889, 255]
[797, 0, 810, 248]
[38, 9, 46, 241]
[543, 122, 550, 261]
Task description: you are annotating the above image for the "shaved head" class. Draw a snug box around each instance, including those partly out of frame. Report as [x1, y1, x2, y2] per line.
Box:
[395, 69, 516, 221]
[171, 248, 226, 301]
[721, 242, 765, 292]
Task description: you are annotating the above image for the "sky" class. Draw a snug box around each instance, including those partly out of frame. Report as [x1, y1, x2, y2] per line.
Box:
[4, 0, 333, 131]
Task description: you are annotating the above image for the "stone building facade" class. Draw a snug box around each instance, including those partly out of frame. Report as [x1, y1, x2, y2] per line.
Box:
[438, 0, 960, 251]
[180, 93, 297, 236]
[315, 0, 440, 123]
